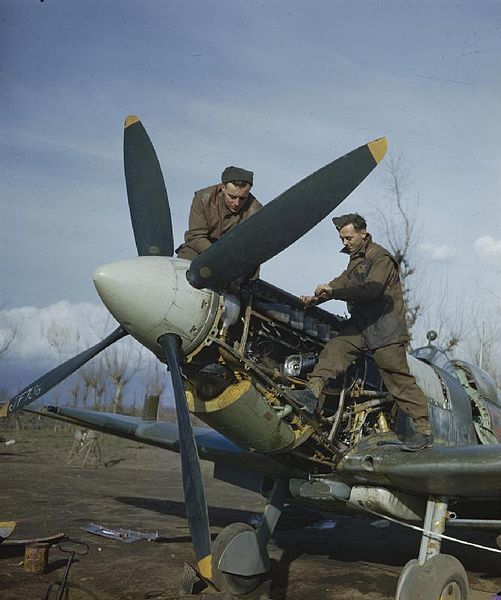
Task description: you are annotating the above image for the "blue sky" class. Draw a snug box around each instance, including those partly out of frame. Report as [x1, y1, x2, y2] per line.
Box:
[1, 1, 500, 393]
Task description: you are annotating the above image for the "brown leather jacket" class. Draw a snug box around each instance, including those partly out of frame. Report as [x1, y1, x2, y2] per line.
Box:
[328, 234, 409, 349]
[176, 184, 262, 260]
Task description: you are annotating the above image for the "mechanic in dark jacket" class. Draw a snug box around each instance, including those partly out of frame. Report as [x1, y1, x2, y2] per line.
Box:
[292, 213, 433, 451]
[176, 166, 262, 260]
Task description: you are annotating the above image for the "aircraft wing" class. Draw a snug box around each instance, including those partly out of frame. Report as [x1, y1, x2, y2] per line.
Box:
[28, 406, 301, 481]
[338, 441, 501, 497]
[30, 407, 501, 497]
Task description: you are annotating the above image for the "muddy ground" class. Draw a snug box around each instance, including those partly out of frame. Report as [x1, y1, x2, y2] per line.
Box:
[1, 423, 501, 600]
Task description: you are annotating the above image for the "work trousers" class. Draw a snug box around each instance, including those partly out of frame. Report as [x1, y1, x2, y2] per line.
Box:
[311, 330, 430, 431]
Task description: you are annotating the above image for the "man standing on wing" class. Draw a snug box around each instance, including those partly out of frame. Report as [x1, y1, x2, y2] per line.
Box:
[176, 166, 262, 260]
[291, 213, 433, 452]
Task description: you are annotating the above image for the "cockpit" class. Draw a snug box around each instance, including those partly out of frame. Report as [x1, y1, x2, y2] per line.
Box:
[411, 335, 458, 380]
[412, 331, 500, 408]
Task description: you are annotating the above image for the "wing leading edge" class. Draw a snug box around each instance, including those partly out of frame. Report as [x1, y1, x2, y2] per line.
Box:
[32, 406, 301, 481]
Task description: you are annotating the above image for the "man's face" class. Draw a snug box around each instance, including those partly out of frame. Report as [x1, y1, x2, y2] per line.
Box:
[338, 223, 367, 254]
[222, 182, 251, 213]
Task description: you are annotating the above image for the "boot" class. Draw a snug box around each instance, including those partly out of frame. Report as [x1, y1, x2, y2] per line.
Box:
[401, 418, 434, 452]
[288, 378, 323, 415]
[401, 431, 434, 452]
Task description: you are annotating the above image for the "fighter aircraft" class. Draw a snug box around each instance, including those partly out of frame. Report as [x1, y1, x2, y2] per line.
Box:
[3, 116, 501, 600]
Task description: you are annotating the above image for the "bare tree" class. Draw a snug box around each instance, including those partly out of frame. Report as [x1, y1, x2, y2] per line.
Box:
[80, 357, 108, 411]
[374, 155, 475, 355]
[42, 320, 75, 356]
[374, 154, 422, 342]
[145, 358, 167, 398]
[41, 320, 78, 410]
[103, 338, 143, 413]
[69, 379, 81, 408]
[0, 304, 22, 360]
[42, 320, 112, 411]
[465, 304, 501, 385]
[417, 282, 474, 354]
[0, 322, 20, 359]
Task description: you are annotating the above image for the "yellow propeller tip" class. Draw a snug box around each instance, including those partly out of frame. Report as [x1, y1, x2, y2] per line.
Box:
[368, 137, 388, 164]
[125, 115, 140, 128]
[198, 554, 213, 580]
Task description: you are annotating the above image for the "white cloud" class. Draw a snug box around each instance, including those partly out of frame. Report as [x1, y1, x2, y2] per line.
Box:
[474, 236, 501, 259]
[419, 243, 457, 262]
[0, 301, 170, 405]
[0, 301, 111, 361]
[0, 300, 161, 370]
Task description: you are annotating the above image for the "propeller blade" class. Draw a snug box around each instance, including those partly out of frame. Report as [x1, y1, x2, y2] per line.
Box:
[0, 326, 127, 418]
[159, 333, 212, 580]
[124, 115, 174, 257]
[187, 137, 387, 289]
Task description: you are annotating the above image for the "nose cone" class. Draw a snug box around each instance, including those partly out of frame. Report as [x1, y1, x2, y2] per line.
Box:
[93, 256, 219, 355]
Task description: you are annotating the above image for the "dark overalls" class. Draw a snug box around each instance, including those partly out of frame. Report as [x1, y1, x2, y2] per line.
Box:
[311, 236, 430, 433]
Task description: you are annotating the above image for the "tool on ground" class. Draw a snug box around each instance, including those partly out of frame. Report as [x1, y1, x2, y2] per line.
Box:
[82, 522, 159, 542]
[45, 539, 89, 600]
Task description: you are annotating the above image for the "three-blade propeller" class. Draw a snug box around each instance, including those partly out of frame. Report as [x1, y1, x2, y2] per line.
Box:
[1, 115, 387, 581]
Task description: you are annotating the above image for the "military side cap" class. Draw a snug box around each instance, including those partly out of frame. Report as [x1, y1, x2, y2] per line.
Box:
[332, 213, 367, 231]
[221, 165, 254, 185]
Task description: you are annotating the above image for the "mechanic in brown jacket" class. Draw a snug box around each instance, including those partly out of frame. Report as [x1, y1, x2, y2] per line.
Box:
[176, 166, 262, 260]
[291, 213, 433, 451]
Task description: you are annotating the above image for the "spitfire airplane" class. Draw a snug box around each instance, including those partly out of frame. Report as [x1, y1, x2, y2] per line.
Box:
[3, 116, 501, 600]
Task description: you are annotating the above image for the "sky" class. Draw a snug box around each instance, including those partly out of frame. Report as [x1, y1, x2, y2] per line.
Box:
[1, 0, 501, 399]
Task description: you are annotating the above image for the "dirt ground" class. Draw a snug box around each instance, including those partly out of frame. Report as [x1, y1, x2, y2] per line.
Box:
[1, 423, 501, 600]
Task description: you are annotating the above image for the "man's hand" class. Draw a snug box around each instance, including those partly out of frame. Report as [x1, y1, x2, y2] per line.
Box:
[314, 283, 332, 299]
[300, 295, 318, 307]
[299, 283, 333, 307]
